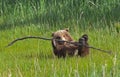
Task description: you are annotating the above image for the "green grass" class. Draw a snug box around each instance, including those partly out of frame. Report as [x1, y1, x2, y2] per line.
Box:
[0, 0, 120, 77]
[0, 25, 120, 77]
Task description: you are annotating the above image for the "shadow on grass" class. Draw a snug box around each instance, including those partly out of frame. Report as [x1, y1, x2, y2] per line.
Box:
[0, 12, 68, 31]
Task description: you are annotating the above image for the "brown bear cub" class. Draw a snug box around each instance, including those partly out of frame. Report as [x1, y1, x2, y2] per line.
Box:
[51, 28, 78, 58]
[78, 34, 89, 57]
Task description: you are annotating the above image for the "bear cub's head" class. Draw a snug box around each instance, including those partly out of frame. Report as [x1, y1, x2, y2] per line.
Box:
[52, 28, 73, 45]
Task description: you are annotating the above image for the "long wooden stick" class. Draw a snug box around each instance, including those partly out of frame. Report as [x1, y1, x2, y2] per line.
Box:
[6, 36, 52, 47]
[6, 36, 112, 54]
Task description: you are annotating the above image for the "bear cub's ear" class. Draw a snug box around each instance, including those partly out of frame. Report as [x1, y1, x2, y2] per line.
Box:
[65, 28, 69, 32]
[52, 32, 54, 36]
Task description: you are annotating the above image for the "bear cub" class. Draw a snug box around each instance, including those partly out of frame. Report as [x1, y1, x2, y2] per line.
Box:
[51, 28, 78, 58]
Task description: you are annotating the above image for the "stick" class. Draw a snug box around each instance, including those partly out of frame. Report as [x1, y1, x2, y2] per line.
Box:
[58, 40, 112, 54]
[6, 36, 52, 47]
[6, 36, 77, 47]
[87, 46, 112, 54]
[6, 36, 112, 54]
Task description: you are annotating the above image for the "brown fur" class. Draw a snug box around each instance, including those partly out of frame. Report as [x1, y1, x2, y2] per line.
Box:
[51, 28, 78, 58]
[78, 34, 89, 57]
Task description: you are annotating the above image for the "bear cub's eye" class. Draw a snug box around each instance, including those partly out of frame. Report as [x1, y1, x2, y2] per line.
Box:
[56, 36, 61, 39]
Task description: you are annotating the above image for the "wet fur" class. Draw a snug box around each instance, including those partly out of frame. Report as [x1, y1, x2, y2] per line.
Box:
[78, 34, 89, 57]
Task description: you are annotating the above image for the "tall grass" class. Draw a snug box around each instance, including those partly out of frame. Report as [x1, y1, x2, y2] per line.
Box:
[0, 0, 120, 30]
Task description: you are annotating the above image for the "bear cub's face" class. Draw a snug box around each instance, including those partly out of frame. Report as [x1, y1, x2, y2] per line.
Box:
[51, 28, 77, 58]
[52, 28, 73, 45]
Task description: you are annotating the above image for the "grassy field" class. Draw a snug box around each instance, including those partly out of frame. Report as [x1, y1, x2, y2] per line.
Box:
[0, 0, 120, 77]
